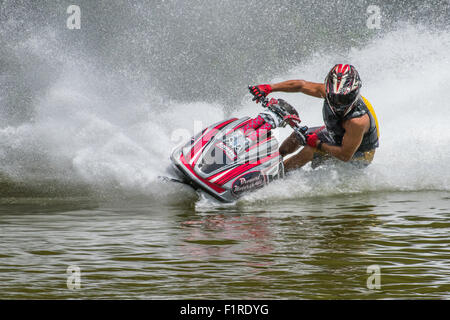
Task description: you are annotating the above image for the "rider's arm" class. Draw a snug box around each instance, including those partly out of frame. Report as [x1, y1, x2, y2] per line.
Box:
[318, 116, 369, 162]
[271, 80, 326, 98]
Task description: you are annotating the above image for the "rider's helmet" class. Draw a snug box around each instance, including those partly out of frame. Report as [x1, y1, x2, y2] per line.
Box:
[325, 64, 362, 117]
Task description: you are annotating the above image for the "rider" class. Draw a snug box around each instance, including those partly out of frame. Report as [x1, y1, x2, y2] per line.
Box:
[249, 64, 379, 172]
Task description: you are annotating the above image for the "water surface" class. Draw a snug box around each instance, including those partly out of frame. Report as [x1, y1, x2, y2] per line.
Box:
[1, 191, 449, 299]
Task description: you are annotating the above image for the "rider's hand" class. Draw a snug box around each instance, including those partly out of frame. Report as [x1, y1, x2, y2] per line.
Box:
[267, 98, 278, 107]
[306, 132, 320, 148]
[249, 84, 272, 102]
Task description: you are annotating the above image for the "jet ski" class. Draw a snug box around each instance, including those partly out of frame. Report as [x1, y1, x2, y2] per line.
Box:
[167, 97, 309, 202]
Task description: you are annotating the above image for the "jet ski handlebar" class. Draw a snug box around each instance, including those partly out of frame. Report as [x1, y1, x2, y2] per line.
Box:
[258, 97, 308, 145]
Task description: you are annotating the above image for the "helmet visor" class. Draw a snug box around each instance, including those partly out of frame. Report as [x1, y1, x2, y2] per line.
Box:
[327, 90, 358, 109]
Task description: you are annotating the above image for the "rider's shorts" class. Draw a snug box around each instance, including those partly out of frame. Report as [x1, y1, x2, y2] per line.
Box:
[308, 126, 376, 169]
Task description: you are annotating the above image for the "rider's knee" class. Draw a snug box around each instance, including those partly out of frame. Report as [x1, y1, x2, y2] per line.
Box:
[279, 145, 290, 157]
[280, 134, 300, 157]
[302, 145, 316, 157]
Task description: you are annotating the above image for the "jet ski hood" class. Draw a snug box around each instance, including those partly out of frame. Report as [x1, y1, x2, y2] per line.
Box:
[170, 116, 283, 202]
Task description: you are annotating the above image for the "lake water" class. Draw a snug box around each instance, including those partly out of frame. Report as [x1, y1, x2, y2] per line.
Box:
[1, 0, 450, 300]
[1, 190, 449, 299]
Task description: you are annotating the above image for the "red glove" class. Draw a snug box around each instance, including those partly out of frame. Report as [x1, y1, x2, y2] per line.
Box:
[249, 84, 272, 102]
[306, 132, 320, 148]
[266, 98, 278, 107]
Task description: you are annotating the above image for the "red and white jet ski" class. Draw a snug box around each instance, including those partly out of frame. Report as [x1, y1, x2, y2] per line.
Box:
[168, 97, 308, 202]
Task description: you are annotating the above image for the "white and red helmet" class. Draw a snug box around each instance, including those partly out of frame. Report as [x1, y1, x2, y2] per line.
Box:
[325, 64, 362, 117]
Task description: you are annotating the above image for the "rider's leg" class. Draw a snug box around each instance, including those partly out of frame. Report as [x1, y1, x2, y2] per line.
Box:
[279, 132, 301, 157]
[281, 126, 329, 170]
[283, 145, 315, 172]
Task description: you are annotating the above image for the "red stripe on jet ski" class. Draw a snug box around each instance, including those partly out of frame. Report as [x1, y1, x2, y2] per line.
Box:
[216, 164, 253, 185]
[233, 118, 253, 131]
[190, 118, 238, 166]
[215, 151, 280, 186]
[207, 166, 235, 181]
[246, 136, 271, 152]
[207, 137, 273, 182]
[180, 153, 226, 194]
[185, 128, 208, 162]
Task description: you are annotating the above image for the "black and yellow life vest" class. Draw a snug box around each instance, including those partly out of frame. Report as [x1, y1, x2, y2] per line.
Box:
[322, 96, 379, 152]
